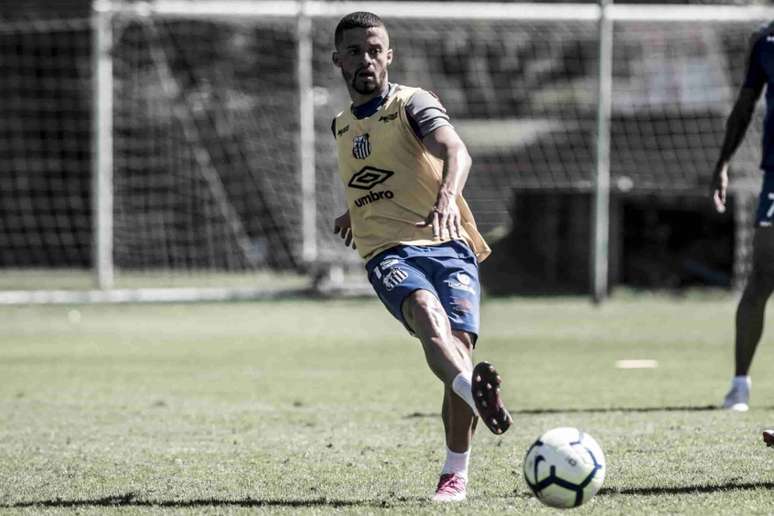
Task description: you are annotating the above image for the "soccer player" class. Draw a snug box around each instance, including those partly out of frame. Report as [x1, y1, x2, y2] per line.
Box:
[329, 12, 512, 502]
[712, 22, 774, 412]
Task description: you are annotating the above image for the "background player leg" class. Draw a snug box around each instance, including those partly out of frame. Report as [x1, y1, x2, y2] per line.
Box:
[724, 228, 774, 410]
[735, 228, 774, 375]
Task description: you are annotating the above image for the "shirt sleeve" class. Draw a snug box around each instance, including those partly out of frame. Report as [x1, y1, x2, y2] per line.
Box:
[404, 90, 452, 140]
[743, 30, 767, 92]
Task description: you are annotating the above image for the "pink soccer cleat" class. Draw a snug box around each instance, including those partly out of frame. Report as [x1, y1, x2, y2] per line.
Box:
[431, 473, 467, 502]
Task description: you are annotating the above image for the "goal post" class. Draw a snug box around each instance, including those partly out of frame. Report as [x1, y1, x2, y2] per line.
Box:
[592, 0, 613, 304]
[93, 0, 114, 290]
[2, 1, 774, 303]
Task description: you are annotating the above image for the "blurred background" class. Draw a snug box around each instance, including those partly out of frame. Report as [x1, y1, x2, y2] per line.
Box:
[1, 0, 773, 302]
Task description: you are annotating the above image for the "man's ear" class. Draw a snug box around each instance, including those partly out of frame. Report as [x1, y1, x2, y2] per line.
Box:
[332, 51, 341, 68]
[386, 48, 393, 66]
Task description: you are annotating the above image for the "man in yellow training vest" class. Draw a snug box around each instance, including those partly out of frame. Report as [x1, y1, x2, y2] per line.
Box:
[330, 11, 512, 502]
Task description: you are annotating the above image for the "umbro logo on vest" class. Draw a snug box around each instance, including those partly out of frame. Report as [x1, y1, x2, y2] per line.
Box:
[348, 166, 394, 190]
[352, 133, 371, 159]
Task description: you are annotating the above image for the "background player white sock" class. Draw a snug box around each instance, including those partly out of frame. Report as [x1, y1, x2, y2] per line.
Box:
[452, 372, 479, 416]
[441, 447, 470, 480]
[733, 375, 751, 389]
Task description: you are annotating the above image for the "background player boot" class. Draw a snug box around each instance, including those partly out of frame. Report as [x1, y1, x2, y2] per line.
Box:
[763, 430, 774, 447]
[472, 361, 512, 434]
[722, 381, 750, 412]
[431, 473, 467, 502]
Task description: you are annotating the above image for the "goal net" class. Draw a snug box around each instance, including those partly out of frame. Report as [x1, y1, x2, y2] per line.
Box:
[1, 1, 772, 302]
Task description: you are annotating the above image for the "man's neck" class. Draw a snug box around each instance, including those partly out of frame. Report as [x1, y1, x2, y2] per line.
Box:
[350, 82, 392, 119]
[351, 82, 390, 108]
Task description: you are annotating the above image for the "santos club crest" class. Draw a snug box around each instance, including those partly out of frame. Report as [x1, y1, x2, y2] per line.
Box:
[352, 133, 371, 159]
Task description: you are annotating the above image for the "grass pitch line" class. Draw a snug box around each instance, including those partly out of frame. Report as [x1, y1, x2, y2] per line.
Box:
[615, 359, 658, 369]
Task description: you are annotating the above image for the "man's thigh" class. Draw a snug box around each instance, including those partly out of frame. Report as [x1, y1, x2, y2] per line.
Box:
[365, 242, 481, 338]
[366, 249, 437, 334]
[426, 241, 482, 341]
[752, 227, 774, 278]
[755, 171, 774, 228]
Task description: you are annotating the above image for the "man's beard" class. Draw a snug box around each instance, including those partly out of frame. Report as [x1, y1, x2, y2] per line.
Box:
[352, 77, 377, 95]
[346, 69, 384, 95]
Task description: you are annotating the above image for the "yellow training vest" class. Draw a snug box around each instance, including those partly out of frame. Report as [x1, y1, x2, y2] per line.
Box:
[333, 84, 491, 262]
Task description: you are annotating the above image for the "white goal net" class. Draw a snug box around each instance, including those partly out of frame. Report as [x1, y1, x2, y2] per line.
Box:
[1, 1, 773, 302]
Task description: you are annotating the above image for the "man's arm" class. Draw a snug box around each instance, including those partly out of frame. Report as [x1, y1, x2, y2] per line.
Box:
[712, 88, 763, 212]
[717, 88, 762, 166]
[330, 115, 356, 250]
[417, 125, 472, 240]
[712, 31, 766, 213]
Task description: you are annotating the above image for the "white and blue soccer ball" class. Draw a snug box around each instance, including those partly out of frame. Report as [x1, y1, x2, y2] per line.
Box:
[523, 427, 606, 509]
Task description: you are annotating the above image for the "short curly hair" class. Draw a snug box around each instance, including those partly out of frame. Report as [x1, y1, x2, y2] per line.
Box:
[334, 12, 386, 48]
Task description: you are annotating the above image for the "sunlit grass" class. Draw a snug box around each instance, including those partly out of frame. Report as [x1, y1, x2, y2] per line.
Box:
[0, 295, 772, 514]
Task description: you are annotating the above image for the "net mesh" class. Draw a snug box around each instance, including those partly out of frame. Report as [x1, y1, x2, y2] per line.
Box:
[0, 6, 769, 293]
[112, 17, 302, 275]
[0, 19, 92, 270]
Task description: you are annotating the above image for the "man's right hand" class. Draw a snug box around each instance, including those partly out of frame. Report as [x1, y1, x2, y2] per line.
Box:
[711, 162, 729, 214]
[333, 211, 356, 250]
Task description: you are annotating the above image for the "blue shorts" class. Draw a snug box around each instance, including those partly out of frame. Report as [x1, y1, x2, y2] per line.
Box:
[756, 170, 774, 227]
[365, 240, 481, 340]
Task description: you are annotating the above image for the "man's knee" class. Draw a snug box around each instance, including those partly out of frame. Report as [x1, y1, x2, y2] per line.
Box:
[452, 330, 475, 355]
[747, 229, 774, 296]
[403, 289, 447, 333]
[745, 267, 774, 299]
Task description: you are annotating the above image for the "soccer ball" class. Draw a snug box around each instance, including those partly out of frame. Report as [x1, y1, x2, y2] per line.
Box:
[523, 427, 606, 508]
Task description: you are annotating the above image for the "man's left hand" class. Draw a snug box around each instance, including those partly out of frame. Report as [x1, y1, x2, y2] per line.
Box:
[416, 190, 461, 240]
[711, 162, 729, 214]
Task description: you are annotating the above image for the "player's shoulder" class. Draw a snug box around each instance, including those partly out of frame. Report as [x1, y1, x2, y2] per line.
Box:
[388, 83, 421, 103]
[331, 109, 350, 137]
[332, 108, 351, 128]
[391, 84, 445, 110]
[392, 83, 437, 100]
[748, 22, 774, 50]
[333, 108, 348, 121]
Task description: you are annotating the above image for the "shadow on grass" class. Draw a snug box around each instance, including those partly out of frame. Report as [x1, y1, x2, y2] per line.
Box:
[6, 484, 774, 508]
[1, 494, 411, 509]
[599, 481, 774, 496]
[405, 405, 735, 418]
[513, 405, 723, 415]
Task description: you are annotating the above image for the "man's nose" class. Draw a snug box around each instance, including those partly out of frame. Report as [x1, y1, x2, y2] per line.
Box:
[359, 52, 374, 65]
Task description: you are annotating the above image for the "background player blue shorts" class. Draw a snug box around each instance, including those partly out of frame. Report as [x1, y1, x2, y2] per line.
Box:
[365, 240, 481, 340]
[756, 170, 774, 227]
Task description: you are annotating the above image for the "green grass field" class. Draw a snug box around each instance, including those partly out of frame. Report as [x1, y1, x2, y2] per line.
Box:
[1, 295, 773, 514]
